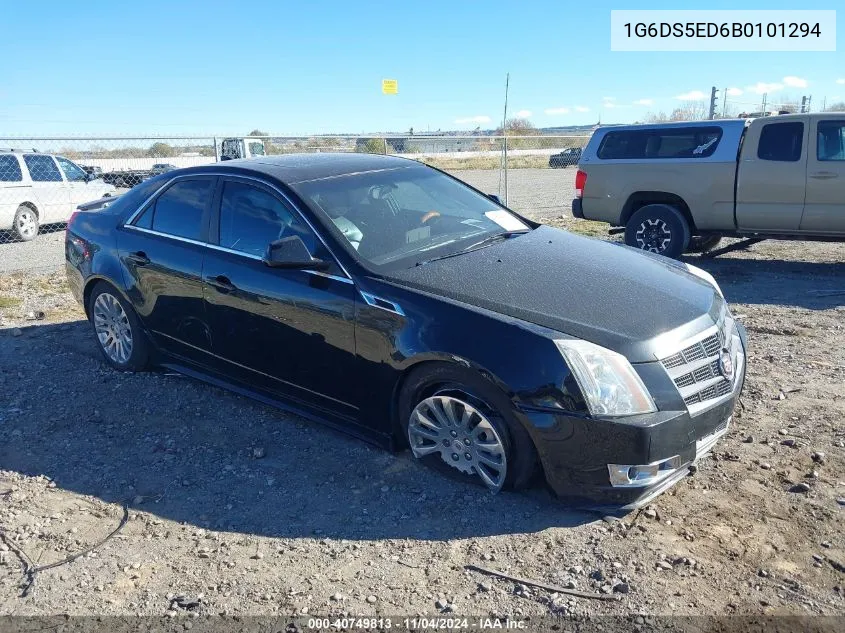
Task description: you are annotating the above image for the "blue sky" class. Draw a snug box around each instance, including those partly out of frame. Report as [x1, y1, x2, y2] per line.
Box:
[2, 0, 843, 136]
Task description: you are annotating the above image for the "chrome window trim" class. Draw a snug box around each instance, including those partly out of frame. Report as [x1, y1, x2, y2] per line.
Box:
[360, 291, 405, 316]
[121, 171, 354, 282]
[123, 225, 354, 285]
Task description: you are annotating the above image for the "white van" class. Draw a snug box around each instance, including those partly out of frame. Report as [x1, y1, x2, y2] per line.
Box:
[0, 149, 116, 241]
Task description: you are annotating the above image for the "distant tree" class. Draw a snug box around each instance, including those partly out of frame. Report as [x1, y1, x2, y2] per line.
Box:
[355, 138, 385, 154]
[496, 117, 536, 135]
[148, 142, 175, 157]
[496, 118, 538, 149]
[825, 101, 845, 112]
[246, 129, 277, 154]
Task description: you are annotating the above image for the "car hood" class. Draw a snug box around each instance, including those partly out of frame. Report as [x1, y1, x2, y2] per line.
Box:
[381, 225, 719, 362]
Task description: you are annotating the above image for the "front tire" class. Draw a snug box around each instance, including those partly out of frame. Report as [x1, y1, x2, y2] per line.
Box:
[13, 205, 39, 241]
[624, 204, 690, 259]
[87, 282, 150, 372]
[398, 363, 537, 493]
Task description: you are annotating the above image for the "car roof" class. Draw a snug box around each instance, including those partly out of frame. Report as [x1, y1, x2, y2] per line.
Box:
[204, 153, 421, 184]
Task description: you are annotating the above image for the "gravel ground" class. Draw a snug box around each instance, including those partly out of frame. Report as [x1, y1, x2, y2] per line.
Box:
[0, 169, 844, 621]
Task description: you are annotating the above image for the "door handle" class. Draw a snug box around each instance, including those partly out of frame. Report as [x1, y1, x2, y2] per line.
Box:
[809, 171, 838, 180]
[127, 251, 150, 266]
[206, 275, 237, 294]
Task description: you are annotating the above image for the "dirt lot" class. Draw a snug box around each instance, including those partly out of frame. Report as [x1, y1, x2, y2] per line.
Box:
[0, 175, 843, 622]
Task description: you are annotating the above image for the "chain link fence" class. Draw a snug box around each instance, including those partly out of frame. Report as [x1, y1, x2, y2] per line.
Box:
[0, 134, 591, 274]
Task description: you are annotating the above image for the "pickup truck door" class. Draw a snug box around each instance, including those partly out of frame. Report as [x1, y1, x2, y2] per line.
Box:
[800, 118, 845, 233]
[735, 118, 808, 232]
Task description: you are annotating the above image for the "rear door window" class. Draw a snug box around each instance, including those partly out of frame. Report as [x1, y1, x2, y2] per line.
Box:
[597, 127, 723, 159]
[816, 120, 845, 161]
[0, 155, 23, 181]
[23, 155, 63, 181]
[133, 178, 214, 241]
[757, 122, 804, 162]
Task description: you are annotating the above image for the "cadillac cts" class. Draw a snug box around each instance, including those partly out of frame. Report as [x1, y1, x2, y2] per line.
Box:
[65, 154, 746, 508]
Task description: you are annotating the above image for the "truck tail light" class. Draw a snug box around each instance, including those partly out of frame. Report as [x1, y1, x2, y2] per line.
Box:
[575, 170, 587, 199]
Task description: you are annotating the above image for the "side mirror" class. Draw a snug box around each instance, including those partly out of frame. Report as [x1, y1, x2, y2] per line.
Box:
[487, 193, 503, 205]
[263, 236, 329, 270]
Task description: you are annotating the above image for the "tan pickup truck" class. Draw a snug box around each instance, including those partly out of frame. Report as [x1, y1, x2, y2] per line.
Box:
[572, 113, 845, 258]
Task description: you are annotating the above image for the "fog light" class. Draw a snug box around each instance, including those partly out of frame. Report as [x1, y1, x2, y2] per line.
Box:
[608, 455, 682, 487]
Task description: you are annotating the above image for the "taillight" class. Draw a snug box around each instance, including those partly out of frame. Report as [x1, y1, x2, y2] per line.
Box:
[575, 170, 587, 199]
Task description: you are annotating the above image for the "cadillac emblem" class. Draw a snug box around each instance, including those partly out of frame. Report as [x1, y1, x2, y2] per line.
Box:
[718, 348, 734, 380]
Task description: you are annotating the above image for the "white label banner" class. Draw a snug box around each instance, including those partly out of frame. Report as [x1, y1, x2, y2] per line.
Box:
[610, 10, 836, 52]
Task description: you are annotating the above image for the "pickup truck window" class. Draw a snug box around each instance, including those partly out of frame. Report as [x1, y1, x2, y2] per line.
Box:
[597, 127, 722, 160]
[757, 122, 803, 162]
[817, 121, 845, 161]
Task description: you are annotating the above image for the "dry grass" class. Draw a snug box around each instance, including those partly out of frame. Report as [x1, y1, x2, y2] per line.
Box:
[0, 295, 22, 309]
[417, 155, 554, 170]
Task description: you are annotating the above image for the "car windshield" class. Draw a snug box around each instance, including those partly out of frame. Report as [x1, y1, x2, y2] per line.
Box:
[291, 165, 530, 271]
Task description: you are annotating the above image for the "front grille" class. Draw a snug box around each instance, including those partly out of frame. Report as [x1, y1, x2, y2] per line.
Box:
[683, 379, 732, 406]
[660, 305, 741, 413]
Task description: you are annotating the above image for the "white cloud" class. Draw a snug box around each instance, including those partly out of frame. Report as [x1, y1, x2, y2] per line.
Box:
[544, 107, 570, 115]
[726, 87, 743, 97]
[746, 82, 783, 95]
[513, 109, 532, 118]
[602, 96, 616, 101]
[575, 105, 590, 112]
[454, 115, 491, 124]
[783, 76, 808, 88]
[836, 78, 845, 85]
[675, 90, 706, 101]
[633, 98, 654, 106]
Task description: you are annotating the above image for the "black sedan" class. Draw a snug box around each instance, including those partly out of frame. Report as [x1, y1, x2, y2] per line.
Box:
[65, 154, 746, 508]
[548, 147, 581, 168]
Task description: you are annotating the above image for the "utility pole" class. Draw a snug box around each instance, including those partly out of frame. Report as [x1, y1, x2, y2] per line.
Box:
[762, 93, 768, 114]
[722, 86, 728, 118]
[800, 96, 807, 113]
[708, 86, 719, 119]
[500, 73, 510, 205]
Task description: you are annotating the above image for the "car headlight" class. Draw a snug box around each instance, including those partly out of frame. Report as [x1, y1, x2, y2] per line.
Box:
[555, 339, 657, 417]
[684, 263, 723, 298]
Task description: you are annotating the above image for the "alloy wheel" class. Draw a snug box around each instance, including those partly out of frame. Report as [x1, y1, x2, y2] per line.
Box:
[635, 218, 672, 253]
[408, 394, 508, 492]
[92, 293, 133, 364]
[15, 209, 37, 240]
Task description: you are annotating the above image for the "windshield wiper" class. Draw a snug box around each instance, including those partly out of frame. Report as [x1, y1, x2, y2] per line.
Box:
[415, 230, 529, 267]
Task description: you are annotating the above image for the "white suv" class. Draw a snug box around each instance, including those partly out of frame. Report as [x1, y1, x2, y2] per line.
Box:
[1, 149, 116, 241]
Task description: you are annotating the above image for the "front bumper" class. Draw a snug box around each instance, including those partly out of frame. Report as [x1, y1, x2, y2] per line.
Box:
[520, 330, 746, 510]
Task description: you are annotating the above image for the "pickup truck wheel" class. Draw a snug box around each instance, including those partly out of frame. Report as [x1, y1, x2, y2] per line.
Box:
[686, 235, 722, 253]
[625, 204, 690, 259]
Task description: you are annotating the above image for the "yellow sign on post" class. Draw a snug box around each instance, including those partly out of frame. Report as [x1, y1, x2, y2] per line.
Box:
[382, 79, 398, 95]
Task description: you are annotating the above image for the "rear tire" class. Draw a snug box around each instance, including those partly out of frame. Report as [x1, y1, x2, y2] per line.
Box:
[87, 282, 150, 372]
[686, 235, 722, 253]
[13, 205, 39, 241]
[624, 204, 690, 259]
[398, 363, 537, 492]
